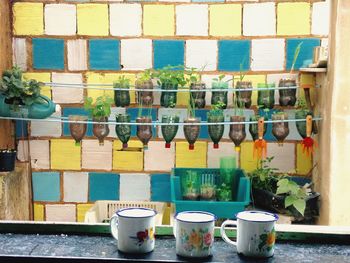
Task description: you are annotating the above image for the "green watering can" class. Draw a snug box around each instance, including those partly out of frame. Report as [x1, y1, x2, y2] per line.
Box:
[0, 94, 59, 119]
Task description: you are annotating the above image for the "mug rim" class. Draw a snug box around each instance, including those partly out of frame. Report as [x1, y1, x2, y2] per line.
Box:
[175, 211, 217, 223]
[236, 211, 278, 223]
[116, 207, 157, 218]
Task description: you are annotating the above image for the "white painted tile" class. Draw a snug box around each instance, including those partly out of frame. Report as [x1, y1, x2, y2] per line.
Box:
[266, 143, 295, 173]
[46, 204, 76, 222]
[45, 4, 76, 36]
[82, 140, 112, 170]
[144, 141, 175, 171]
[243, 3, 276, 36]
[110, 4, 142, 36]
[29, 140, 50, 169]
[108, 107, 126, 138]
[157, 108, 187, 139]
[321, 38, 328, 48]
[51, 73, 84, 104]
[312, 1, 330, 36]
[30, 109, 62, 137]
[17, 140, 29, 162]
[176, 5, 208, 36]
[201, 74, 233, 106]
[67, 40, 87, 71]
[63, 172, 88, 202]
[185, 40, 217, 71]
[12, 38, 27, 71]
[251, 39, 285, 71]
[121, 39, 152, 70]
[207, 142, 239, 168]
[119, 173, 151, 201]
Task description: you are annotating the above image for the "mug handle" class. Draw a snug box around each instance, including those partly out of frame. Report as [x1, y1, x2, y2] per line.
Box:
[220, 220, 237, 247]
[173, 219, 177, 238]
[110, 214, 119, 241]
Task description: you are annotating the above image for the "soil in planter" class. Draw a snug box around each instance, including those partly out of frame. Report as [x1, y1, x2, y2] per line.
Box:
[136, 80, 153, 106]
[229, 116, 246, 150]
[93, 117, 110, 146]
[183, 118, 200, 150]
[69, 115, 87, 146]
[279, 79, 297, 107]
[236, 81, 253, 109]
[136, 117, 153, 148]
[190, 83, 206, 109]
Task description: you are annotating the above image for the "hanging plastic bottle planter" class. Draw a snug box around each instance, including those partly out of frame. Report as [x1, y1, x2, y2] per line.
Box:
[115, 114, 131, 149]
[69, 115, 87, 146]
[114, 76, 130, 107]
[93, 116, 110, 146]
[257, 83, 275, 109]
[272, 112, 290, 145]
[229, 116, 246, 152]
[211, 79, 228, 109]
[136, 116, 153, 149]
[183, 117, 201, 150]
[190, 83, 206, 109]
[279, 79, 297, 106]
[136, 80, 153, 106]
[235, 81, 253, 109]
[207, 113, 224, 149]
[161, 115, 179, 148]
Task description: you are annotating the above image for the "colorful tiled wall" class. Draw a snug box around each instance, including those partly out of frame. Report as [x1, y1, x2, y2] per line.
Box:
[12, 0, 329, 222]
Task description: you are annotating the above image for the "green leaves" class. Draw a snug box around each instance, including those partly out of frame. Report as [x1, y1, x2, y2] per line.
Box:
[84, 96, 113, 118]
[290, 42, 303, 73]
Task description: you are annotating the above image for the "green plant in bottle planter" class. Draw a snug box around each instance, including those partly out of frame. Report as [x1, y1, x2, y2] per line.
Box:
[161, 102, 179, 149]
[115, 113, 131, 149]
[114, 76, 130, 107]
[234, 57, 252, 109]
[186, 67, 206, 109]
[207, 101, 225, 149]
[183, 84, 200, 150]
[295, 98, 314, 139]
[211, 74, 228, 109]
[136, 97, 153, 149]
[136, 69, 153, 106]
[271, 110, 289, 145]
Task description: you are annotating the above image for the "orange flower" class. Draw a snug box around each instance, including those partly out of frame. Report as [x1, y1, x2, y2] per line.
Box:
[266, 232, 276, 246]
[189, 231, 202, 248]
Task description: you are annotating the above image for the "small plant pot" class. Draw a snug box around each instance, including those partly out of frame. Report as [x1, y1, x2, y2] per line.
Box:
[272, 113, 289, 144]
[69, 115, 88, 146]
[183, 117, 201, 150]
[93, 116, 110, 146]
[249, 116, 267, 141]
[211, 81, 228, 109]
[229, 116, 246, 149]
[136, 116, 153, 149]
[207, 114, 224, 149]
[200, 173, 217, 201]
[217, 184, 232, 202]
[190, 83, 206, 109]
[115, 114, 131, 149]
[114, 84, 130, 107]
[295, 110, 316, 139]
[257, 83, 275, 109]
[236, 81, 252, 109]
[181, 171, 200, 201]
[161, 115, 179, 148]
[136, 80, 153, 106]
[0, 150, 16, 172]
[279, 79, 297, 107]
[160, 83, 177, 108]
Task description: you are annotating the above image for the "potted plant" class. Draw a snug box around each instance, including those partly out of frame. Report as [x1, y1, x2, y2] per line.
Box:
[136, 69, 153, 106]
[229, 93, 246, 151]
[68, 115, 88, 146]
[235, 60, 252, 109]
[257, 82, 275, 109]
[0, 66, 57, 118]
[200, 173, 216, 201]
[136, 100, 153, 149]
[207, 101, 225, 149]
[181, 170, 200, 200]
[211, 74, 228, 109]
[183, 87, 200, 150]
[187, 67, 206, 109]
[115, 113, 131, 149]
[84, 95, 113, 145]
[114, 76, 130, 107]
[271, 111, 289, 145]
[0, 149, 16, 172]
[153, 65, 186, 108]
[161, 109, 179, 149]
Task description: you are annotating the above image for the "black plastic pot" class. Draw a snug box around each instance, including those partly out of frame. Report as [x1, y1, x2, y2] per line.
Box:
[0, 150, 16, 172]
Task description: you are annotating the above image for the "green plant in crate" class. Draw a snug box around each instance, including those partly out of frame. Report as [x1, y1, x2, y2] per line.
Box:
[200, 173, 216, 201]
[181, 170, 200, 200]
[217, 183, 232, 202]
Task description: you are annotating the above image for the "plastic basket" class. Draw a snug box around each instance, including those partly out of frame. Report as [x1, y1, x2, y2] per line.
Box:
[171, 168, 250, 219]
[84, 201, 167, 225]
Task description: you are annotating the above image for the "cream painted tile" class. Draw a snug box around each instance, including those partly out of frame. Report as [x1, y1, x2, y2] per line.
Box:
[266, 142, 295, 173]
[119, 173, 151, 201]
[46, 204, 76, 222]
[144, 141, 175, 171]
[110, 4, 142, 36]
[12, 38, 27, 71]
[121, 39, 152, 70]
[17, 140, 29, 162]
[108, 107, 126, 138]
[243, 2, 276, 36]
[45, 4, 76, 35]
[30, 140, 50, 169]
[176, 5, 208, 36]
[51, 73, 84, 104]
[157, 108, 187, 139]
[284, 109, 303, 141]
[30, 109, 62, 137]
[63, 172, 88, 202]
[67, 40, 87, 71]
[251, 39, 285, 71]
[312, 1, 330, 36]
[82, 140, 112, 170]
[185, 40, 217, 71]
[201, 74, 233, 107]
[207, 142, 239, 168]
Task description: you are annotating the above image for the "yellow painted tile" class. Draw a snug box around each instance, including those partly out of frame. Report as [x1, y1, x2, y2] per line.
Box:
[51, 139, 81, 170]
[298, 73, 316, 101]
[240, 142, 258, 172]
[77, 4, 108, 36]
[23, 72, 51, 99]
[34, 203, 44, 221]
[86, 72, 136, 103]
[143, 5, 175, 36]
[235, 75, 266, 106]
[210, 4, 241, 37]
[296, 143, 312, 175]
[13, 3, 43, 35]
[277, 3, 310, 36]
[175, 141, 207, 168]
[176, 87, 190, 106]
[77, 204, 93, 223]
[113, 140, 143, 171]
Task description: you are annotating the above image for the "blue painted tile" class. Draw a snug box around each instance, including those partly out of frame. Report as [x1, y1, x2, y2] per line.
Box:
[16, 120, 28, 138]
[32, 172, 60, 202]
[32, 38, 64, 70]
[89, 173, 120, 201]
[258, 109, 277, 142]
[89, 39, 120, 70]
[218, 40, 251, 72]
[286, 38, 321, 70]
[126, 108, 158, 137]
[153, 40, 185, 69]
[151, 173, 171, 202]
[63, 107, 93, 137]
[194, 109, 209, 139]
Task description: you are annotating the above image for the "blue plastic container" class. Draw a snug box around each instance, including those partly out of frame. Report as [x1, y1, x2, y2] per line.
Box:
[171, 168, 250, 219]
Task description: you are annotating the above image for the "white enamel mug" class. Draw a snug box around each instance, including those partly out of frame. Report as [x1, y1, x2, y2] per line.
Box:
[174, 211, 216, 258]
[110, 207, 156, 254]
[220, 211, 278, 258]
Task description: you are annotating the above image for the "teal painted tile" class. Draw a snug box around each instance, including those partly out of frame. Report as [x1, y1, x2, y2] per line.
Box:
[89, 39, 120, 70]
[151, 173, 171, 202]
[33, 38, 64, 70]
[153, 40, 184, 69]
[89, 173, 120, 201]
[286, 38, 321, 70]
[218, 40, 251, 71]
[32, 172, 60, 202]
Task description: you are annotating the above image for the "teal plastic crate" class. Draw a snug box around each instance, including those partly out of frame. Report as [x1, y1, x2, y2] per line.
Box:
[171, 168, 250, 219]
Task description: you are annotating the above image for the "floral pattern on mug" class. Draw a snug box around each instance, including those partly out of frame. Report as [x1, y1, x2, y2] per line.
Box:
[130, 227, 155, 246]
[180, 228, 213, 252]
[258, 227, 276, 252]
